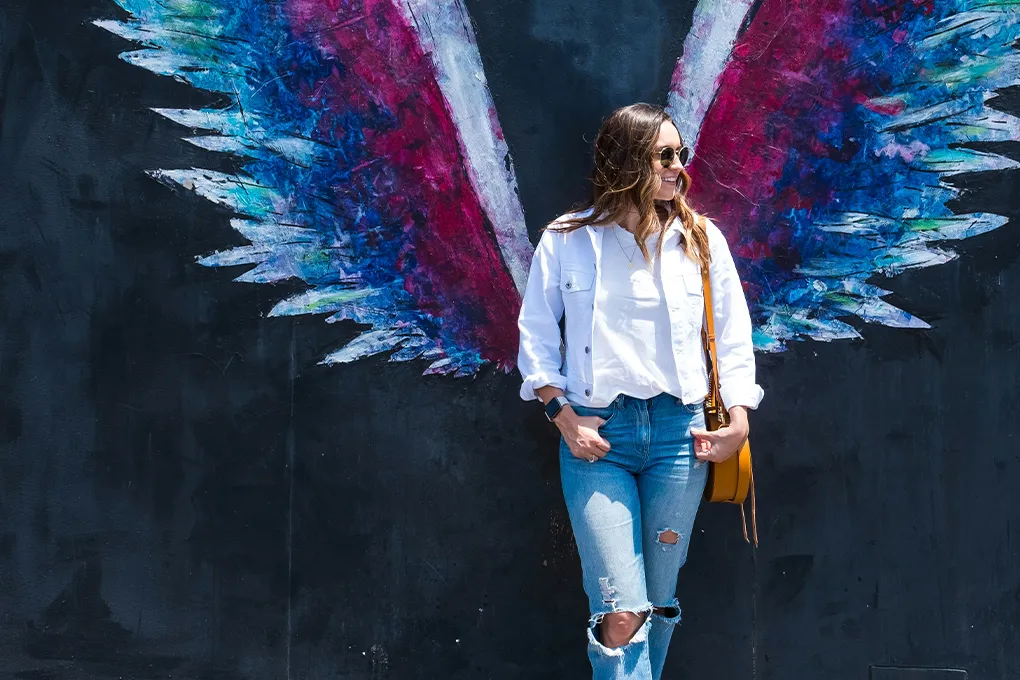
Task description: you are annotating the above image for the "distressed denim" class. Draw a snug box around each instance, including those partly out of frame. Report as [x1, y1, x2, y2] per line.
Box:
[560, 392, 707, 680]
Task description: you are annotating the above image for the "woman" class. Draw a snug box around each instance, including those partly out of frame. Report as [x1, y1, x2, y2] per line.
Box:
[517, 103, 763, 679]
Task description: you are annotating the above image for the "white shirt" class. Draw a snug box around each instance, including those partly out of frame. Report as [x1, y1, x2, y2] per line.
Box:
[517, 211, 764, 411]
[590, 227, 684, 406]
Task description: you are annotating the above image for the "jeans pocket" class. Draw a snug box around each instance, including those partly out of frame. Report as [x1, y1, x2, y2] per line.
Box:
[571, 402, 618, 427]
[681, 399, 705, 415]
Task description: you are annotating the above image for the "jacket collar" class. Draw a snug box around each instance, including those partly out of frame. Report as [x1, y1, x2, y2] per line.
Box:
[585, 223, 605, 253]
[588, 217, 683, 240]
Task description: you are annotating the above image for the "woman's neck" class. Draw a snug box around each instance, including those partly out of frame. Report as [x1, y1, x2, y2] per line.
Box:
[619, 209, 641, 234]
[618, 205, 667, 233]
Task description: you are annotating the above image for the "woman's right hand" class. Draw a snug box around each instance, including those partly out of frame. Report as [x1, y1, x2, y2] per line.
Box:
[555, 409, 612, 461]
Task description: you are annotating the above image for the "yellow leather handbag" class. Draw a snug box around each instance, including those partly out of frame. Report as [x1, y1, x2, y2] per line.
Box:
[700, 265, 758, 545]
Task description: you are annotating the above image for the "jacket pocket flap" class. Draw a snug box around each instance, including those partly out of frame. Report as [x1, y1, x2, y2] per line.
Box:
[560, 268, 595, 292]
[683, 272, 704, 297]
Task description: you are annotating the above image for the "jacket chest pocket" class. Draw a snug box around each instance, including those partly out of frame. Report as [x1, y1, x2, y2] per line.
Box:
[560, 268, 595, 295]
[683, 272, 706, 326]
[663, 271, 706, 342]
[683, 272, 704, 300]
[663, 270, 704, 309]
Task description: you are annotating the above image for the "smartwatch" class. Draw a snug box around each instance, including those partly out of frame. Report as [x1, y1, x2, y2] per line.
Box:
[544, 396, 571, 422]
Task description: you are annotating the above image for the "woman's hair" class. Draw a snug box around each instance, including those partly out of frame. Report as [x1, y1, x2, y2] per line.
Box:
[552, 103, 710, 269]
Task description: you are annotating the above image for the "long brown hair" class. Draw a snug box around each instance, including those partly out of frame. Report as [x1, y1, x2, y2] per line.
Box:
[552, 103, 710, 269]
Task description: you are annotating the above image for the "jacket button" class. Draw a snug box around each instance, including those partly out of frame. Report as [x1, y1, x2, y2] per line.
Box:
[584, 346, 590, 354]
[565, 282, 572, 288]
[584, 389, 591, 396]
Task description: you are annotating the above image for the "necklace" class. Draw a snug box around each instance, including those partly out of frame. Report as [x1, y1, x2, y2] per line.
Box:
[611, 226, 641, 269]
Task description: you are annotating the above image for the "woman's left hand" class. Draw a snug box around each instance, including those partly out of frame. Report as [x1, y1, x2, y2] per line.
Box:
[691, 407, 749, 463]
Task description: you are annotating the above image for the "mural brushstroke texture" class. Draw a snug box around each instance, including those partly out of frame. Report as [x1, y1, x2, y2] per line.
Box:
[97, 0, 1020, 369]
[96, 0, 532, 376]
[673, 0, 1020, 350]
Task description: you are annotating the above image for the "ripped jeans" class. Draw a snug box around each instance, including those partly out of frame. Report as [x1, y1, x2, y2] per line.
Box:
[560, 392, 707, 680]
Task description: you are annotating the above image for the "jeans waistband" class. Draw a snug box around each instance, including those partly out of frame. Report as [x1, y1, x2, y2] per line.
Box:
[608, 392, 702, 409]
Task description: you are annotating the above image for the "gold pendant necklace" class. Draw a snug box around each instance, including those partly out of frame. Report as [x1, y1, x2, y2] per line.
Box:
[612, 226, 640, 269]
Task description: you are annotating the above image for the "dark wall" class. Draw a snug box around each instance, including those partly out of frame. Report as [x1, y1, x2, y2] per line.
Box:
[2, 1, 1019, 679]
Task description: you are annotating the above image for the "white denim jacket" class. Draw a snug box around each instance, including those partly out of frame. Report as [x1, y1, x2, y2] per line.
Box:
[517, 213, 764, 410]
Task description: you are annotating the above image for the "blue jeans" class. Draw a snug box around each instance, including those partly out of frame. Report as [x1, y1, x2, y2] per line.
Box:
[560, 392, 708, 680]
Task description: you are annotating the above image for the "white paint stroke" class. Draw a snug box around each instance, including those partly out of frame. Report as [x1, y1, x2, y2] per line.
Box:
[397, 0, 533, 295]
[666, 0, 757, 149]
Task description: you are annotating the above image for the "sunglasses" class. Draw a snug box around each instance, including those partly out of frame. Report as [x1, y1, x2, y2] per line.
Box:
[657, 145, 692, 169]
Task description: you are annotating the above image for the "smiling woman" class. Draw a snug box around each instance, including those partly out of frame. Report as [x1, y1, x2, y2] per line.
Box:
[517, 103, 763, 680]
[4, 0, 1020, 677]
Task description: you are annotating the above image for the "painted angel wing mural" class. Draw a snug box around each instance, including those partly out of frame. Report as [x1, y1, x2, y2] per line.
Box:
[95, 0, 532, 376]
[98, 0, 1020, 373]
[671, 0, 1020, 351]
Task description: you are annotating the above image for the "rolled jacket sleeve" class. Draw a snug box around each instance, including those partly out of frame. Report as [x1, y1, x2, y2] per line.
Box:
[517, 229, 567, 401]
[707, 221, 765, 410]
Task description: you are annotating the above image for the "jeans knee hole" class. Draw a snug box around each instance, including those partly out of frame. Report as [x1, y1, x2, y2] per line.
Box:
[657, 529, 680, 545]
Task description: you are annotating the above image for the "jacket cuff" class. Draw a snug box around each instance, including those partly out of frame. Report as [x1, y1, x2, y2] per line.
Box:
[720, 383, 765, 411]
[520, 372, 568, 402]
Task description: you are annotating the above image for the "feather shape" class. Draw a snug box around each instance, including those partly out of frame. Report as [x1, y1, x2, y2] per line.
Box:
[672, 0, 1020, 350]
[96, 0, 530, 374]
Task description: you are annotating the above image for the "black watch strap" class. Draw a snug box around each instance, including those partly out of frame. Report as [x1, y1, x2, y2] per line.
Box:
[544, 396, 570, 422]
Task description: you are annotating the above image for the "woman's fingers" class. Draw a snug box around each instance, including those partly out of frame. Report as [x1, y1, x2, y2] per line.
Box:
[692, 428, 713, 460]
[572, 446, 607, 461]
[576, 416, 611, 453]
[577, 436, 610, 457]
[694, 436, 741, 462]
[568, 418, 611, 460]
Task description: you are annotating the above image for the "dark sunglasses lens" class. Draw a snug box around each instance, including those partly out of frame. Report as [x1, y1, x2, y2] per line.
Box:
[659, 146, 692, 168]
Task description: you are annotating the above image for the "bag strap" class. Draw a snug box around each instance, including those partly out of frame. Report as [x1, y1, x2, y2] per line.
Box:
[700, 261, 758, 547]
[700, 265, 725, 425]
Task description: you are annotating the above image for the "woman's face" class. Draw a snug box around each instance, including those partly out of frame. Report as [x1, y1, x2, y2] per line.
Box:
[652, 121, 684, 201]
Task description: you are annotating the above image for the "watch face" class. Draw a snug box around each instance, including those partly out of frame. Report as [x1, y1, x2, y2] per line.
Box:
[545, 398, 565, 421]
